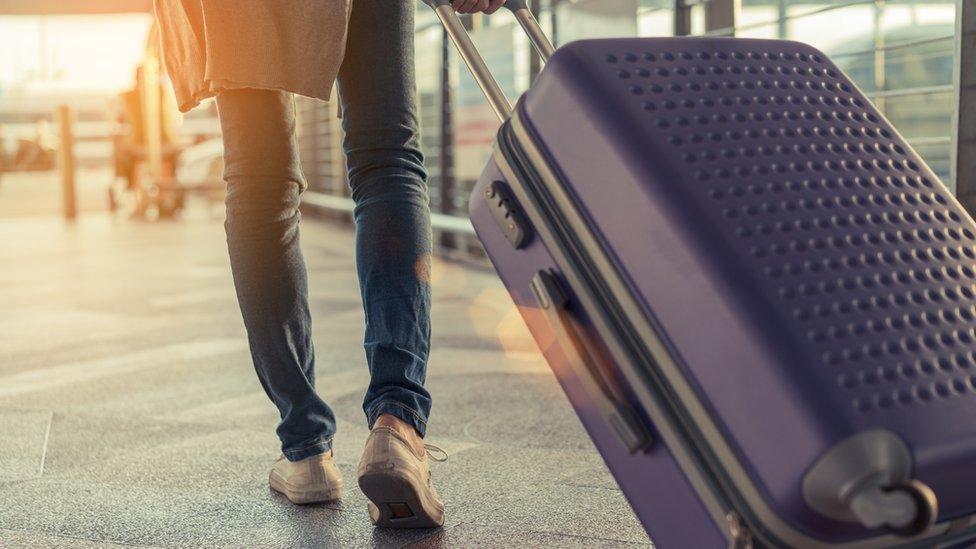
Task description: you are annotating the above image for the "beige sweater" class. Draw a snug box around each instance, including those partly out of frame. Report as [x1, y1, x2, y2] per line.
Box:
[153, 0, 352, 112]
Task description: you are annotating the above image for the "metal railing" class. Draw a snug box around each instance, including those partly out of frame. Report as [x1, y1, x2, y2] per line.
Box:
[829, 34, 954, 60]
[863, 84, 954, 100]
[302, 191, 477, 235]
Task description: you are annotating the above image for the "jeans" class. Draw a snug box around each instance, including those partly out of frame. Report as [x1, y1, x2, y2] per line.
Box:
[216, 0, 432, 462]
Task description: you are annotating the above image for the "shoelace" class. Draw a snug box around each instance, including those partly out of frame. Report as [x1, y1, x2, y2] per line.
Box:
[424, 443, 449, 462]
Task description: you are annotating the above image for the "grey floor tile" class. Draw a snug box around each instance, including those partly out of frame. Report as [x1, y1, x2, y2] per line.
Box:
[0, 408, 52, 481]
[408, 523, 649, 549]
[0, 215, 651, 548]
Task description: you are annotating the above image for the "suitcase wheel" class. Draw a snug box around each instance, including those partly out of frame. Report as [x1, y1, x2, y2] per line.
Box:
[802, 430, 938, 536]
[880, 479, 938, 538]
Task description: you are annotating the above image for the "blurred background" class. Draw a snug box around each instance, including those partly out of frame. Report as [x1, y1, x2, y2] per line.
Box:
[1, 1, 974, 546]
[0, 0, 971, 255]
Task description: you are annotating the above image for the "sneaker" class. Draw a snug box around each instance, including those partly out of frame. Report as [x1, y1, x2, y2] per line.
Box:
[357, 426, 447, 528]
[269, 451, 343, 504]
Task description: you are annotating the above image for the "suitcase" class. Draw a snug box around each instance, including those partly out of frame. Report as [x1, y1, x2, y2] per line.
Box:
[422, 1, 976, 546]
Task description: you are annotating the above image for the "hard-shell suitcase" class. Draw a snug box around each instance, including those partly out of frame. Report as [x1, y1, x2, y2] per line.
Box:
[423, 1, 976, 546]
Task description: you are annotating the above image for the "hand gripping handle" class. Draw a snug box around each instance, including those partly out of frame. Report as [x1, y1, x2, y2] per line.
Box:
[420, 0, 555, 122]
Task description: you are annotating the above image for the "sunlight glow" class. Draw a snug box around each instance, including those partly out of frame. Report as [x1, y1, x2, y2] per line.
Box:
[0, 14, 153, 95]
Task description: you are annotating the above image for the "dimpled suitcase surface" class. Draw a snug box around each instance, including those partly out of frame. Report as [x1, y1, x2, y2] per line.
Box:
[470, 36, 976, 547]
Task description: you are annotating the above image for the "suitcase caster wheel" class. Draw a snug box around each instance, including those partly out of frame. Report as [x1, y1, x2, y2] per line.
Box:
[882, 480, 938, 538]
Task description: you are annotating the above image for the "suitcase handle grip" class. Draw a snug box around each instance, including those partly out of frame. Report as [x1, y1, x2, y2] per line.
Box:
[531, 270, 654, 453]
[420, 0, 555, 122]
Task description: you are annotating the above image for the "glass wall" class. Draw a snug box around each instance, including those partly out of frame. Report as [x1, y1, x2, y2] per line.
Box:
[639, 0, 678, 36]
[415, 23, 447, 216]
[298, 0, 962, 253]
[296, 96, 344, 197]
[733, 0, 956, 183]
[452, 22, 520, 201]
[555, 0, 640, 40]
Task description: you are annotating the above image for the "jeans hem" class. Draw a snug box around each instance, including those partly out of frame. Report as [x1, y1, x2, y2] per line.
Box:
[282, 436, 333, 462]
[366, 400, 428, 438]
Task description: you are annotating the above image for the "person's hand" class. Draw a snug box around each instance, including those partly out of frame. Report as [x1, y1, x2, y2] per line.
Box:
[452, 0, 507, 14]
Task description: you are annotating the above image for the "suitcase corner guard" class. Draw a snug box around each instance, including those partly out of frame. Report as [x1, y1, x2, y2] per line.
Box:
[801, 430, 938, 537]
[530, 269, 654, 453]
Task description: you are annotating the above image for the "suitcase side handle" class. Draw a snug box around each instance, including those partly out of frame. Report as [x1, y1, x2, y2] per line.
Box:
[530, 270, 654, 453]
[420, 0, 555, 122]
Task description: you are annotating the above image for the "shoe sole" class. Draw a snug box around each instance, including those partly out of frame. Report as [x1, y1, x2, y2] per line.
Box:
[358, 470, 444, 528]
[269, 470, 343, 505]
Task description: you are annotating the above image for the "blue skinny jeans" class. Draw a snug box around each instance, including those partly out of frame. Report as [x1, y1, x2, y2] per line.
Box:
[216, 0, 432, 462]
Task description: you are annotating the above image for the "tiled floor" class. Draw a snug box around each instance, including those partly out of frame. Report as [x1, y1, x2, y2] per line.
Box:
[0, 207, 649, 548]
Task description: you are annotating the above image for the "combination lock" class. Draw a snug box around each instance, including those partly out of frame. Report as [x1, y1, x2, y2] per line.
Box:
[484, 181, 533, 249]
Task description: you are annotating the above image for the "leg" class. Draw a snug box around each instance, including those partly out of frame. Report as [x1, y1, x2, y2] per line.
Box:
[337, 0, 433, 437]
[216, 88, 336, 462]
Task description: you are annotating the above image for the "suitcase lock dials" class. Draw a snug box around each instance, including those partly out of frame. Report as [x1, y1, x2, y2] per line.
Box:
[485, 181, 532, 249]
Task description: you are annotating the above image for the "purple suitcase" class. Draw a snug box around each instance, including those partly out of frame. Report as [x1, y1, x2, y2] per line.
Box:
[425, 1, 976, 546]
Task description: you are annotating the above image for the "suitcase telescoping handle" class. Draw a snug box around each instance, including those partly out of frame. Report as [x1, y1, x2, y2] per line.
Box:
[531, 271, 654, 453]
[420, 0, 555, 122]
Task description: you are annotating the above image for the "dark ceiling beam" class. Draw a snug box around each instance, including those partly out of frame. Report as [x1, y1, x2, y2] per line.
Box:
[0, 0, 152, 15]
